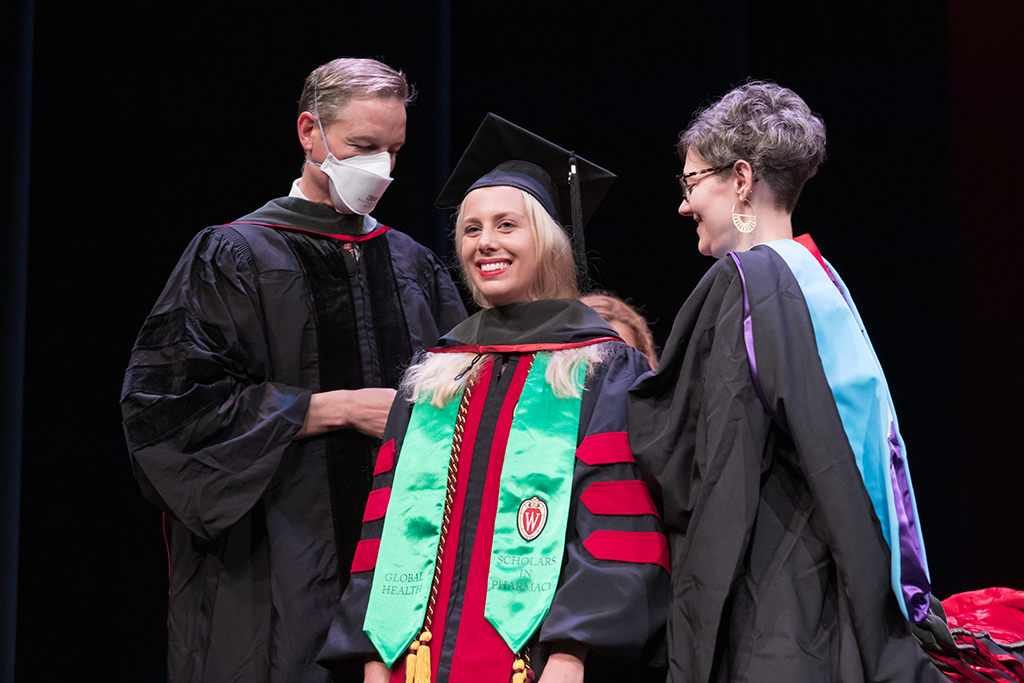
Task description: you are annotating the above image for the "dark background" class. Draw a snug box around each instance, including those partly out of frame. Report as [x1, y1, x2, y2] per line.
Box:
[4, 0, 1022, 680]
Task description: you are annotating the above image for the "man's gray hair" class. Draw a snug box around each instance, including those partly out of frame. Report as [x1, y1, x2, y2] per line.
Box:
[297, 57, 415, 126]
[678, 81, 826, 213]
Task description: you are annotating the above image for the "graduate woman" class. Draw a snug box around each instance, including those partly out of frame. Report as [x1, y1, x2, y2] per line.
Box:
[628, 82, 951, 682]
[319, 115, 669, 683]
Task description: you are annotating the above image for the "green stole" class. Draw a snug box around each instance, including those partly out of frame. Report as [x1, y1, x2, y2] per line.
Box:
[363, 352, 583, 666]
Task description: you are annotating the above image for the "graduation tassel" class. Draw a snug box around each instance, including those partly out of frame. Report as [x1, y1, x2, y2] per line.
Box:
[567, 153, 591, 293]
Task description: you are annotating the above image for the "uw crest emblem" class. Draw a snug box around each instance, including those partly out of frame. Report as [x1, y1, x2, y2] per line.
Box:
[517, 496, 548, 541]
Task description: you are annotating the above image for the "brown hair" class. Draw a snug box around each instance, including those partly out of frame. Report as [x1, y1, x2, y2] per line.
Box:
[297, 57, 414, 127]
[580, 291, 659, 370]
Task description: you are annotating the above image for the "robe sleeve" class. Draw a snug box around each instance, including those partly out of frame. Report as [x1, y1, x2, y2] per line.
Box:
[120, 227, 311, 542]
[539, 343, 669, 664]
[318, 384, 416, 661]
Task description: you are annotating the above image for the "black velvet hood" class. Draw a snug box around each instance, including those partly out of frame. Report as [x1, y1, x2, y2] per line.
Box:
[432, 299, 621, 352]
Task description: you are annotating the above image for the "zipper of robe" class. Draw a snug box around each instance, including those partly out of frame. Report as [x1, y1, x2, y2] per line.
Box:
[405, 377, 476, 683]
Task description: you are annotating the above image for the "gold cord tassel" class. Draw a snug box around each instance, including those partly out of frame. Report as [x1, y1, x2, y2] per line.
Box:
[511, 658, 527, 683]
[404, 640, 419, 683]
[511, 646, 534, 683]
[413, 630, 432, 683]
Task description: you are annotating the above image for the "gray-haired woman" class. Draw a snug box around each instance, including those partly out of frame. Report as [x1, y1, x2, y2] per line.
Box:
[629, 81, 949, 682]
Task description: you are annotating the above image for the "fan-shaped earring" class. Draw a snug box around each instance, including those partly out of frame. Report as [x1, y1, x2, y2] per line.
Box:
[732, 194, 756, 233]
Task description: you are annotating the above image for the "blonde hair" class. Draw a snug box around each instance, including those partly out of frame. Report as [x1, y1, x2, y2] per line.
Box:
[453, 188, 578, 308]
[580, 291, 659, 370]
[401, 345, 608, 408]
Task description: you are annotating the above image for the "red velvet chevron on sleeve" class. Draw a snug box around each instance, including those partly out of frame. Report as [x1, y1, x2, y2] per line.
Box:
[362, 487, 391, 523]
[574, 431, 635, 465]
[580, 480, 659, 517]
[351, 539, 380, 573]
[374, 439, 396, 476]
[583, 530, 670, 573]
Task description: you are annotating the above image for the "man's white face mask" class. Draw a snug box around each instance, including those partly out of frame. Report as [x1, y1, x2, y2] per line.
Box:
[307, 115, 393, 215]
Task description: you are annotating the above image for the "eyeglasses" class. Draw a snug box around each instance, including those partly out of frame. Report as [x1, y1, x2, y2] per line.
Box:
[677, 165, 731, 200]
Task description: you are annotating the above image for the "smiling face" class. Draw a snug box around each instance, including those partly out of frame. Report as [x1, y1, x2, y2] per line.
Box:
[678, 150, 739, 258]
[458, 186, 540, 308]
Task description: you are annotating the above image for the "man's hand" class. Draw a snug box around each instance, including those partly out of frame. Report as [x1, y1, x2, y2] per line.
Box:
[537, 642, 586, 683]
[364, 659, 390, 683]
[294, 388, 397, 440]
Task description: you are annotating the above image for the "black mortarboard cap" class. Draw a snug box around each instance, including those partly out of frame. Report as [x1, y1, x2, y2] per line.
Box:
[435, 113, 616, 290]
[436, 113, 615, 230]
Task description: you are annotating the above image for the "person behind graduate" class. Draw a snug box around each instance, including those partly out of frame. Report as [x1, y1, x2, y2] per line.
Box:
[317, 114, 669, 683]
[627, 81, 951, 682]
[120, 57, 466, 683]
[580, 291, 659, 370]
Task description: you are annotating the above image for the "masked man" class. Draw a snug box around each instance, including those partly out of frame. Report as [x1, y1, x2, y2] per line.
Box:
[121, 58, 467, 683]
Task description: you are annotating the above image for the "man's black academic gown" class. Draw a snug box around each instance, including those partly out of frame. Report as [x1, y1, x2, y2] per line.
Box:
[121, 197, 466, 682]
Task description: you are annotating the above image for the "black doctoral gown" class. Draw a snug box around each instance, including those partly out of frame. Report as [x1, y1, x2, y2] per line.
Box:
[121, 197, 466, 683]
[628, 240, 945, 683]
[319, 300, 669, 683]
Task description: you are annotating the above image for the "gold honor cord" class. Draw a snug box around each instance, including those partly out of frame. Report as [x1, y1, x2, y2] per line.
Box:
[404, 378, 476, 683]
